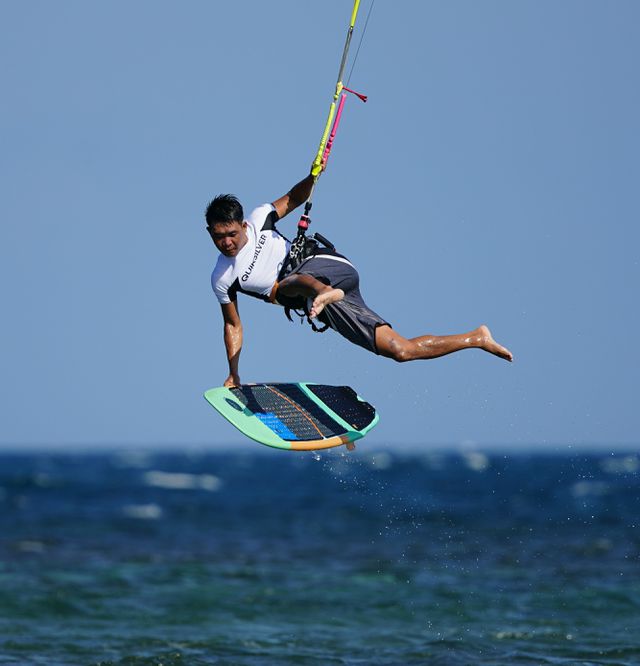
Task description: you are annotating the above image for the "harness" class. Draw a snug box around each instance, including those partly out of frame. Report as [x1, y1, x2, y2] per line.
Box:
[277, 213, 337, 333]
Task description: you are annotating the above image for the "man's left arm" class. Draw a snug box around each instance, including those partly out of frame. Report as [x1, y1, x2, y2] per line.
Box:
[271, 173, 315, 220]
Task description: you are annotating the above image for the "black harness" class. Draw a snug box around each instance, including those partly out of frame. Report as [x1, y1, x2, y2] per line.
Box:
[277, 214, 337, 333]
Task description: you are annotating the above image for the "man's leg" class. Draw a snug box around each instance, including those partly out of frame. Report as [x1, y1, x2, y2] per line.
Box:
[375, 324, 513, 362]
[277, 274, 344, 318]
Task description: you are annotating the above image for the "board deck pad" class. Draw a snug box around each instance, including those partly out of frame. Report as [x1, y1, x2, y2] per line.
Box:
[204, 382, 378, 450]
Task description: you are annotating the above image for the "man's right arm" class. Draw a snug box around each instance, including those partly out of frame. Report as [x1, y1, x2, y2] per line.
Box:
[221, 300, 242, 387]
[271, 173, 315, 220]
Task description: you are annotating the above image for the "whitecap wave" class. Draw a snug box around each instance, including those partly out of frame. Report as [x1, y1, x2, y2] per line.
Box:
[122, 503, 163, 520]
[143, 471, 222, 491]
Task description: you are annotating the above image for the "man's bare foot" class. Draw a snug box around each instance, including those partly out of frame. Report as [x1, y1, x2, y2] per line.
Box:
[309, 288, 344, 318]
[475, 325, 513, 362]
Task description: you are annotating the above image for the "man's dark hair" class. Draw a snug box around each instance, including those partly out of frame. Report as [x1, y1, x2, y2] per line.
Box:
[205, 194, 244, 227]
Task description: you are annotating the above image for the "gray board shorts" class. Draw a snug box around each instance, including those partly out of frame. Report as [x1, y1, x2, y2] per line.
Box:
[280, 254, 390, 355]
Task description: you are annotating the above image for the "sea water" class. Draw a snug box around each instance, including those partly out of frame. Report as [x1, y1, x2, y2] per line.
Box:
[1, 449, 639, 665]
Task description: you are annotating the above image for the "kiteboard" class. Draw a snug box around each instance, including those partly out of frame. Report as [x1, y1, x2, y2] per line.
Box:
[204, 382, 378, 451]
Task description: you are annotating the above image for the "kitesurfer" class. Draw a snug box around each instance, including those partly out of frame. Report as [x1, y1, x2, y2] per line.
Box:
[206, 172, 513, 388]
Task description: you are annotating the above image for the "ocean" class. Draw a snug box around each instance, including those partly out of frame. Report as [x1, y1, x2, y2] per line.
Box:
[1, 448, 639, 665]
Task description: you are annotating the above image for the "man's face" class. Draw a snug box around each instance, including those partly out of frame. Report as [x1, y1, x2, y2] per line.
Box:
[208, 220, 248, 257]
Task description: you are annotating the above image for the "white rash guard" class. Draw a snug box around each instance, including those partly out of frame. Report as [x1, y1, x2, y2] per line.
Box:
[211, 204, 290, 305]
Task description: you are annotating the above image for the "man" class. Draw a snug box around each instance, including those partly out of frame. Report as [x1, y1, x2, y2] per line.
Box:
[206, 171, 512, 388]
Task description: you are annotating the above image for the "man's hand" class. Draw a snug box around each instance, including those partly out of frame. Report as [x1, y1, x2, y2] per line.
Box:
[310, 158, 325, 178]
[224, 373, 241, 388]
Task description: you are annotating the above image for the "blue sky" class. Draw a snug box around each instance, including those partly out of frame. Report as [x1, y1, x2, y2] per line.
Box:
[1, 1, 639, 450]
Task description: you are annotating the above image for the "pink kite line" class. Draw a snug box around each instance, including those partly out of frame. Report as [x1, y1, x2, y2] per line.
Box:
[322, 94, 347, 167]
